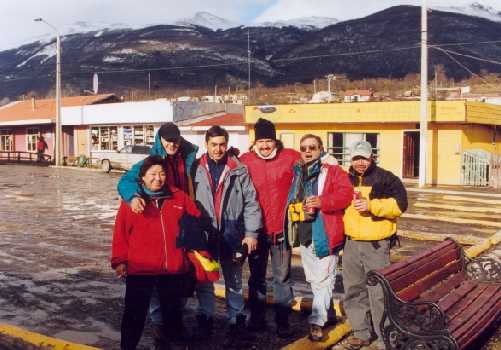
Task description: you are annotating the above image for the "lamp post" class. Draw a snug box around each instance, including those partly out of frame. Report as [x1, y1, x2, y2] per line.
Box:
[34, 18, 62, 166]
[326, 74, 336, 102]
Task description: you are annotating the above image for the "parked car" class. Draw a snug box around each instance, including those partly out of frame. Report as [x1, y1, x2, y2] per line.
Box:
[96, 145, 151, 172]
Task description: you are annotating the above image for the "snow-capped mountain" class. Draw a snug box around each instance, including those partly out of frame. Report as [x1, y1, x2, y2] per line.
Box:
[174, 12, 239, 30]
[257, 16, 339, 29]
[434, 1, 501, 22]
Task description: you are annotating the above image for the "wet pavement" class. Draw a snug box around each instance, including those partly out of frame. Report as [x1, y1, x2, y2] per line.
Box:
[0, 165, 499, 349]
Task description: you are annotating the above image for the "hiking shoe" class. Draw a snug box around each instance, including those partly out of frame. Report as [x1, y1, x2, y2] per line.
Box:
[195, 314, 213, 340]
[309, 324, 324, 342]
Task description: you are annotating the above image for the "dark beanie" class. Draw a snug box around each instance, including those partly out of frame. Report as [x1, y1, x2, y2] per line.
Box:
[158, 123, 180, 140]
[254, 118, 276, 141]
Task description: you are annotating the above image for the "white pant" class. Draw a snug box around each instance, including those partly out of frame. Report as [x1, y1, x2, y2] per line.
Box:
[300, 244, 337, 326]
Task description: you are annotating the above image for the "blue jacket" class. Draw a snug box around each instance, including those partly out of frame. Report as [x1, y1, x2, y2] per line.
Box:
[117, 132, 198, 202]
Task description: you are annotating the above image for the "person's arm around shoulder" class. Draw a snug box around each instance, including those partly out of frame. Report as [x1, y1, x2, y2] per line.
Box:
[117, 159, 146, 213]
[320, 165, 354, 213]
[111, 201, 131, 278]
[239, 167, 262, 254]
[368, 171, 408, 219]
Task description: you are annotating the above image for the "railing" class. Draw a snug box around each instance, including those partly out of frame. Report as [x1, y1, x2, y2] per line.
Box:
[0, 151, 52, 163]
[490, 154, 501, 189]
[327, 146, 380, 167]
[461, 150, 490, 187]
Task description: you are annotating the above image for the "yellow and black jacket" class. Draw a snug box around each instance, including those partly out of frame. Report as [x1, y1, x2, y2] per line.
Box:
[344, 162, 408, 241]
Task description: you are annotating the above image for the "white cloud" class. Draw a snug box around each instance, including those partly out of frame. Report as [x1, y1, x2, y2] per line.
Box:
[0, 0, 268, 50]
[254, 0, 501, 22]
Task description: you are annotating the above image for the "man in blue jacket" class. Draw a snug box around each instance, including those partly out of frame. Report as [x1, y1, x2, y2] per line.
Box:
[117, 122, 198, 348]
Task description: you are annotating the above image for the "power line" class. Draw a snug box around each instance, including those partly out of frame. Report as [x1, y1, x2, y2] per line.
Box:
[430, 39, 501, 48]
[434, 47, 501, 66]
[433, 47, 498, 89]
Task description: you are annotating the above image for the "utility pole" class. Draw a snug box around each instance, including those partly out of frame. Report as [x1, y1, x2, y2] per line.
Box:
[214, 84, 217, 103]
[313, 79, 317, 94]
[247, 29, 251, 103]
[148, 72, 151, 97]
[35, 18, 62, 166]
[419, 0, 428, 188]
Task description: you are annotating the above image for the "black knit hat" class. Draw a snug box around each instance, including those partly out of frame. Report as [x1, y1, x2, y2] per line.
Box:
[158, 123, 180, 141]
[254, 118, 276, 141]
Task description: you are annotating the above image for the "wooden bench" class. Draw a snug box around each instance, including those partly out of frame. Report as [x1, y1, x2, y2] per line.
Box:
[367, 238, 501, 350]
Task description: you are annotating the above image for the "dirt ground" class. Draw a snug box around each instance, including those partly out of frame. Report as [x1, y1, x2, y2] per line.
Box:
[0, 165, 499, 349]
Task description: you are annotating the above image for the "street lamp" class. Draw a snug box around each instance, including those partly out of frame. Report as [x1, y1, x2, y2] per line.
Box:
[326, 74, 336, 102]
[34, 17, 62, 166]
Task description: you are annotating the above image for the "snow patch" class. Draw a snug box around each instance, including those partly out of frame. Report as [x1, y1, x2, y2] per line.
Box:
[257, 16, 339, 29]
[103, 55, 125, 63]
[16, 43, 56, 68]
[175, 12, 239, 30]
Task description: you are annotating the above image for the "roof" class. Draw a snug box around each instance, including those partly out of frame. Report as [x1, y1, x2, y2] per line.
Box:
[344, 90, 372, 96]
[0, 94, 117, 125]
[190, 113, 244, 126]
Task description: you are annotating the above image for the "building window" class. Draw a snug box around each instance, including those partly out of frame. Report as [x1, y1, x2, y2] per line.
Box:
[90, 126, 118, 151]
[125, 125, 155, 146]
[327, 132, 379, 166]
[26, 128, 39, 152]
[0, 130, 13, 151]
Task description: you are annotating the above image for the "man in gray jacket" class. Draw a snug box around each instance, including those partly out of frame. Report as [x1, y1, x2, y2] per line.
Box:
[191, 125, 262, 339]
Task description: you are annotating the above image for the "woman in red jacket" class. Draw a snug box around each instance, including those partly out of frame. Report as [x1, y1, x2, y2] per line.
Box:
[111, 155, 200, 350]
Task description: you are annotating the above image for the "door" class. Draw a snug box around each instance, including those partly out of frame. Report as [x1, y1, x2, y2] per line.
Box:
[403, 131, 419, 178]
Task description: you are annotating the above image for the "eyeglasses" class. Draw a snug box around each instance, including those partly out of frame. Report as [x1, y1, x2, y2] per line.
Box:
[300, 145, 319, 152]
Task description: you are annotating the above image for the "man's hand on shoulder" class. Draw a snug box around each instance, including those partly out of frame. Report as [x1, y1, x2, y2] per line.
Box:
[131, 197, 146, 214]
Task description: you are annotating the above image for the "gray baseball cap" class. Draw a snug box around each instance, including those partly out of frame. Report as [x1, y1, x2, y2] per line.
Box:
[350, 141, 372, 159]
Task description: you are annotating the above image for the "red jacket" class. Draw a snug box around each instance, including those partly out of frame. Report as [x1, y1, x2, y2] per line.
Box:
[240, 148, 300, 236]
[318, 164, 354, 251]
[111, 187, 200, 275]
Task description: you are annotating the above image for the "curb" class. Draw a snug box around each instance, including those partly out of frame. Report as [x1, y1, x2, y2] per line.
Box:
[0, 324, 99, 350]
[406, 187, 501, 198]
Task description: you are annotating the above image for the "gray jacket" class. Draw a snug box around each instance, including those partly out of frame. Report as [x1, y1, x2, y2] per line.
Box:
[192, 153, 262, 254]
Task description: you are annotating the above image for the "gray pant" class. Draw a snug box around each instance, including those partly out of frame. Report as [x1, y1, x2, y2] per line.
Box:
[342, 238, 390, 342]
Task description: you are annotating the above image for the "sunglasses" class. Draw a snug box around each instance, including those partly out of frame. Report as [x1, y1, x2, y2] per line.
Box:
[300, 145, 319, 152]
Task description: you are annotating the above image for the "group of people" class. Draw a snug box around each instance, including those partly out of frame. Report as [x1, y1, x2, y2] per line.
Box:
[111, 118, 408, 350]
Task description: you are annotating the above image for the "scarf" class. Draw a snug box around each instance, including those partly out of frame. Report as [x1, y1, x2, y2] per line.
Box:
[253, 145, 278, 160]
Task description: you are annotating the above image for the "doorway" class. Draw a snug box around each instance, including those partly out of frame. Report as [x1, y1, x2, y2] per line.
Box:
[403, 131, 419, 178]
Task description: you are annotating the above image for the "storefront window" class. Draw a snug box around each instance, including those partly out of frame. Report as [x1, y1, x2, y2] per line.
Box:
[26, 128, 39, 152]
[91, 126, 118, 151]
[0, 130, 13, 151]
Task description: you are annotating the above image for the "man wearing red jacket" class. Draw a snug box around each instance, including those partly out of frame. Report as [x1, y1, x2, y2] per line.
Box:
[287, 134, 353, 341]
[239, 118, 300, 337]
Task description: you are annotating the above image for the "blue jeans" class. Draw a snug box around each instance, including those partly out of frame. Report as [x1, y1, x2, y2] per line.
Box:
[196, 254, 245, 324]
[248, 233, 293, 323]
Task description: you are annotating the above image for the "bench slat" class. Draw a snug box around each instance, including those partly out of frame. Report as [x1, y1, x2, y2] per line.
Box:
[448, 285, 500, 333]
[456, 297, 501, 349]
[380, 239, 457, 280]
[418, 272, 466, 303]
[436, 280, 478, 313]
[389, 249, 460, 293]
[443, 283, 489, 319]
[397, 260, 462, 302]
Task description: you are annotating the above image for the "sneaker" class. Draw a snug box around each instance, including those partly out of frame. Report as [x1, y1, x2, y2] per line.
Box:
[309, 324, 324, 342]
[195, 314, 213, 340]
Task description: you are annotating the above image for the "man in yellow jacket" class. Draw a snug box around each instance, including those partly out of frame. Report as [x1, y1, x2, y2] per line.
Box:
[342, 141, 408, 350]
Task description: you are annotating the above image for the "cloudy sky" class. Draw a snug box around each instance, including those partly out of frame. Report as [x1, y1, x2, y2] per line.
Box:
[1, 0, 500, 50]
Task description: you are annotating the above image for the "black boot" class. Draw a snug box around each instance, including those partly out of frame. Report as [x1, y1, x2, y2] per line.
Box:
[227, 313, 247, 336]
[248, 301, 267, 332]
[196, 314, 213, 340]
[275, 306, 293, 339]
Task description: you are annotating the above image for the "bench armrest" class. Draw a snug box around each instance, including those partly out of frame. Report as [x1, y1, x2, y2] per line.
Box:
[465, 257, 501, 283]
[368, 270, 449, 336]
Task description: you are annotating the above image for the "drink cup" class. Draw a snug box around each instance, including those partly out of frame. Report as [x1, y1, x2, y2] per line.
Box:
[354, 190, 362, 200]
